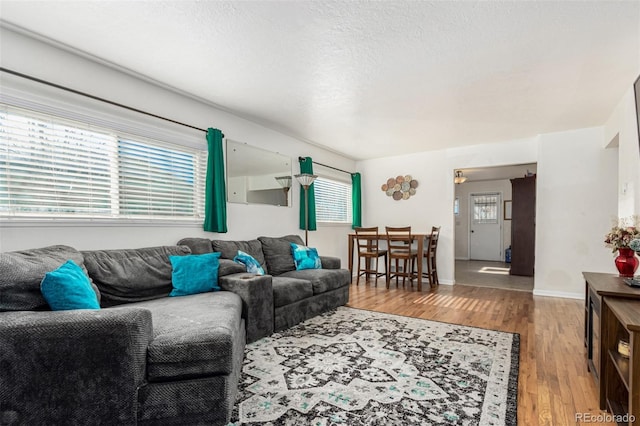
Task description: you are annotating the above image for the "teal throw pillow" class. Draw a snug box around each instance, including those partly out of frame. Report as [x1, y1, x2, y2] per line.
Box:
[40, 260, 100, 310]
[290, 243, 322, 271]
[233, 250, 265, 275]
[169, 252, 221, 297]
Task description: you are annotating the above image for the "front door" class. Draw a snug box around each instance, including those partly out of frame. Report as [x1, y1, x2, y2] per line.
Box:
[469, 192, 502, 261]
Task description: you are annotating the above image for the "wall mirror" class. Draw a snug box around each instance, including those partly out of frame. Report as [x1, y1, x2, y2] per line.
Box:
[226, 140, 292, 206]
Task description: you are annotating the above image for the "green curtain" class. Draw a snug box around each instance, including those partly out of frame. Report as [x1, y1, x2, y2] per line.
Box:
[203, 128, 227, 233]
[351, 172, 362, 228]
[298, 156, 317, 231]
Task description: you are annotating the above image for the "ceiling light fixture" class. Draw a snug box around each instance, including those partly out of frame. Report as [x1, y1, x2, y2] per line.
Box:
[454, 170, 467, 184]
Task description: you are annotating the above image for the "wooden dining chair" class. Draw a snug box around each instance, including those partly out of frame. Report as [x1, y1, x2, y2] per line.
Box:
[354, 227, 388, 286]
[385, 226, 418, 288]
[422, 226, 440, 286]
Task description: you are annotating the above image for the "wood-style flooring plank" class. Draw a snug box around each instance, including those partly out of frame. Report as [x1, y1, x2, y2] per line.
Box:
[346, 280, 615, 425]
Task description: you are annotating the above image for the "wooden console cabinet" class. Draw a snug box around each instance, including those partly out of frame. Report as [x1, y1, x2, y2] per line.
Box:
[602, 297, 640, 424]
[584, 272, 640, 410]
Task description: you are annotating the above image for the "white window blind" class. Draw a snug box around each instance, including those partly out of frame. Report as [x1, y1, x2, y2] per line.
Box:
[314, 176, 352, 223]
[0, 105, 206, 221]
[118, 138, 205, 218]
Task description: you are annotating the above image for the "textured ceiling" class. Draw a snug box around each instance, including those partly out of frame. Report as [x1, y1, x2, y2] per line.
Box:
[0, 1, 639, 160]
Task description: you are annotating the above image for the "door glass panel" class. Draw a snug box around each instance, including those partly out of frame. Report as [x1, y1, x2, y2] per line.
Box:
[472, 194, 499, 224]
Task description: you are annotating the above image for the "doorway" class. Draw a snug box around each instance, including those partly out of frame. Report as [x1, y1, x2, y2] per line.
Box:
[469, 192, 502, 261]
[453, 163, 537, 292]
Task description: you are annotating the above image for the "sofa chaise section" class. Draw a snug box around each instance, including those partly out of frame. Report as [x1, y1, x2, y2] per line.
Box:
[124, 292, 245, 425]
[82, 246, 246, 425]
[1, 244, 246, 426]
[1, 307, 152, 426]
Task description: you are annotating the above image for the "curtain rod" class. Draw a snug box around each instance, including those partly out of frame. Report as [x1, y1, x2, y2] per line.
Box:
[0, 67, 208, 133]
[299, 156, 354, 176]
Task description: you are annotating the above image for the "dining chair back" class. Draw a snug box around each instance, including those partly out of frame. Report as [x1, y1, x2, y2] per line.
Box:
[354, 227, 388, 286]
[385, 226, 418, 288]
[422, 226, 441, 286]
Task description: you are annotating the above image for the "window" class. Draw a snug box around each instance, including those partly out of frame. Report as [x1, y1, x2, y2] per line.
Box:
[472, 193, 499, 224]
[0, 105, 206, 221]
[314, 176, 352, 224]
[454, 197, 460, 215]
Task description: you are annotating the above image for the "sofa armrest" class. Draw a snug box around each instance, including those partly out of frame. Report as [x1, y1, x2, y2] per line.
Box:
[320, 256, 341, 269]
[0, 307, 152, 426]
[219, 273, 274, 343]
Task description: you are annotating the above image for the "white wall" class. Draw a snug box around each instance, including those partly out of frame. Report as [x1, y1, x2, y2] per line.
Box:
[358, 149, 454, 282]
[604, 86, 640, 217]
[534, 127, 619, 298]
[357, 138, 539, 285]
[454, 179, 512, 260]
[357, 132, 619, 297]
[0, 27, 356, 266]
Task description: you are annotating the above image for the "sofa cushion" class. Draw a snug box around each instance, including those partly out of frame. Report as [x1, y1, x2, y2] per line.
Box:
[279, 268, 351, 295]
[40, 260, 101, 310]
[212, 240, 267, 273]
[176, 238, 213, 254]
[219, 259, 247, 277]
[319, 256, 341, 270]
[82, 246, 190, 307]
[123, 291, 243, 381]
[271, 276, 313, 308]
[0, 245, 98, 312]
[258, 235, 304, 276]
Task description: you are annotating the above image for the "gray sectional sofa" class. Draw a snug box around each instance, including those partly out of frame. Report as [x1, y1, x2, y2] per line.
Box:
[0, 235, 351, 425]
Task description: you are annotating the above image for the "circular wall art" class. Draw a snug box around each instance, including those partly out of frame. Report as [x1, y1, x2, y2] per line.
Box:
[381, 175, 418, 201]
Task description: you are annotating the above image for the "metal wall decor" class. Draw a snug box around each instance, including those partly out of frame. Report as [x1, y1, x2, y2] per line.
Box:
[381, 175, 418, 201]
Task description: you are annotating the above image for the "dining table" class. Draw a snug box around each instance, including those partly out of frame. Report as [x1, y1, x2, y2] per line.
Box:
[347, 231, 430, 291]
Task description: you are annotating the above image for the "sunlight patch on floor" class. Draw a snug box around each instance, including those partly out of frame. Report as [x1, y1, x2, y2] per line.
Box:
[478, 266, 510, 275]
[412, 292, 494, 312]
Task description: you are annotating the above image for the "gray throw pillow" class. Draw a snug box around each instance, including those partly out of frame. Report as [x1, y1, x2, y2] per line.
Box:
[258, 235, 305, 276]
[176, 237, 214, 254]
[219, 259, 247, 277]
[211, 239, 267, 273]
[82, 245, 190, 306]
[0, 245, 99, 312]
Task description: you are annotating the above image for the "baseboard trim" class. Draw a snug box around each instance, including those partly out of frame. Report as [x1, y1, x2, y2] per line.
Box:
[532, 289, 584, 300]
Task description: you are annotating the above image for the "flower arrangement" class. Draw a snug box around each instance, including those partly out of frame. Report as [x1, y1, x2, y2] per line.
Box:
[631, 238, 640, 253]
[604, 216, 640, 253]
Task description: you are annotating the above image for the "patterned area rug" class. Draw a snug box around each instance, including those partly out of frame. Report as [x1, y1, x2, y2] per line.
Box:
[230, 307, 519, 425]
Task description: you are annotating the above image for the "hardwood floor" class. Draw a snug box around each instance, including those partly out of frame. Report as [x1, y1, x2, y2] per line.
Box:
[347, 280, 613, 426]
